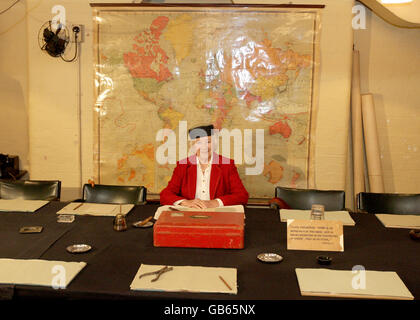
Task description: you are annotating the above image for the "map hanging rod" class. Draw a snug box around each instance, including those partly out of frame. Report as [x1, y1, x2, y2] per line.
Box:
[89, 3, 325, 9]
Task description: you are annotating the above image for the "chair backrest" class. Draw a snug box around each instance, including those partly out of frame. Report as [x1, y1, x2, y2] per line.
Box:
[357, 192, 420, 214]
[0, 180, 61, 201]
[82, 184, 147, 205]
[275, 187, 345, 211]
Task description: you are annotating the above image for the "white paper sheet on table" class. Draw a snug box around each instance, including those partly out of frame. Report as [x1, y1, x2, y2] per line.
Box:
[154, 205, 244, 220]
[56, 202, 134, 216]
[375, 214, 420, 229]
[295, 268, 413, 300]
[130, 264, 237, 294]
[0, 199, 50, 213]
[0, 259, 86, 289]
[280, 209, 355, 226]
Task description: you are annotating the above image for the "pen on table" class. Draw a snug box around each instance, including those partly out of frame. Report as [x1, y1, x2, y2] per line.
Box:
[73, 203, 83, 210]
[218, 275, 232, 291]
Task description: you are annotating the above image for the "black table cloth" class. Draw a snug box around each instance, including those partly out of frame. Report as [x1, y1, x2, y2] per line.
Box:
[0, 202, 418, 300]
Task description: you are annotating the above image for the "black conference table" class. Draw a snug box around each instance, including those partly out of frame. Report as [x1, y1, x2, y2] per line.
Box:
[0, 201, 418, 301]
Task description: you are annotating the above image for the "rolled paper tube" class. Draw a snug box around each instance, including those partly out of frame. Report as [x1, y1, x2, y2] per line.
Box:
[351, 51, 365, 201]
[369, 175, 385, 194]
[361, 94, 384, 193]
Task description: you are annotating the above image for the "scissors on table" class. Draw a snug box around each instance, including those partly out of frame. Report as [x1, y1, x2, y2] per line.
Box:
[138, 266, 174, 282]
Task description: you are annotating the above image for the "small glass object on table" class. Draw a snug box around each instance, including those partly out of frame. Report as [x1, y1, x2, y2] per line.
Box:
[310, 204, 325, 220]
[113, 213, 127, 231]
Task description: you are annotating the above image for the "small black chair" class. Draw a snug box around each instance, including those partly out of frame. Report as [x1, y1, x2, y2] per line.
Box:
[0, 180, 61, 201]
[82, 184, 147, 205]
[357, 192, 420, 215]
[275, 186, 345, 211]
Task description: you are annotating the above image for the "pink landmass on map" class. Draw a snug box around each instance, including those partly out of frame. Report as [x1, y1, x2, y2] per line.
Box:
[269, 120, 292, 138]
[123, 16, 172, 82]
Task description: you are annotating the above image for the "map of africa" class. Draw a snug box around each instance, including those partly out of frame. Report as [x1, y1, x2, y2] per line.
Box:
[93, 6, 320, 199]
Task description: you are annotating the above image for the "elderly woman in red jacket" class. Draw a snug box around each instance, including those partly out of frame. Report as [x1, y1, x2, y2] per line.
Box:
[160, 125, 249, 209]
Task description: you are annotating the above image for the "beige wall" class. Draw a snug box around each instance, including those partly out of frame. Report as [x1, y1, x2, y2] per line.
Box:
[10, 0, 354, 200]
[3, 0, 416, 203]
[0, 0, 29, 172]
[354, 4, 420, 194]
[27, 0, 100, 200]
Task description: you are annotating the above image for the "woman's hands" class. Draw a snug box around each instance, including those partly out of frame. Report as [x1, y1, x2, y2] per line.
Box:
[180, 199, 220, 209]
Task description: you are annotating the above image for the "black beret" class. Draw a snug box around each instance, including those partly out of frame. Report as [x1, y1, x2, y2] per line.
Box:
[188, 124, 214, 139]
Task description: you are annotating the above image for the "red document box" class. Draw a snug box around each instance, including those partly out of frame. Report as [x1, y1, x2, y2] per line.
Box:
[153, 211, 245, 249]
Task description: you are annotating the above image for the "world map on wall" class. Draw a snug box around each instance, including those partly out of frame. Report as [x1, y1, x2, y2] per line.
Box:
[94, 7, 320, 199]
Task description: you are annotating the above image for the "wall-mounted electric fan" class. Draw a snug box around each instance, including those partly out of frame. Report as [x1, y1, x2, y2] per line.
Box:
[38, 21, 80, 62]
